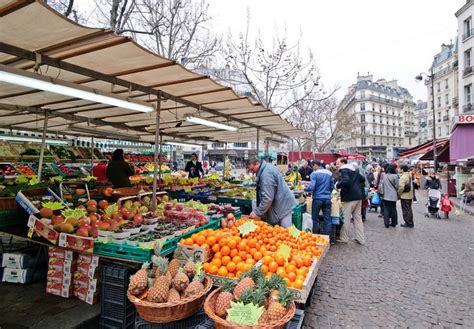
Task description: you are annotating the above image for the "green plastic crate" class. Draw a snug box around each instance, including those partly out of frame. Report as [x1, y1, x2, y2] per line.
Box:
[216, 196, 253, 208]
[292, 203, 306, 230]
[93, 242, 154, 263]
[0, 210, 27, 228]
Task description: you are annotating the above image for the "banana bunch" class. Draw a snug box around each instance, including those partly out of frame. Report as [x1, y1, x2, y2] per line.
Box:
[285, 171, 301, 184]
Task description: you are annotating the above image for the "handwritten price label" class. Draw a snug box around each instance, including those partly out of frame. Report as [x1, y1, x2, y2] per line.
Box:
[226, 301, 264, 325]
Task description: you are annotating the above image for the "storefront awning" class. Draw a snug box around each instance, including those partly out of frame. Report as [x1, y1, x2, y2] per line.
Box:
[398, 138, 449, 159]
[450, 124, 474, 164]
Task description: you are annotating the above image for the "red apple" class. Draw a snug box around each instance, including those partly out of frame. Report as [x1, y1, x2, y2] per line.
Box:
[98, 221, 110, 230]
[51, 215, 65, 226]
[133, 214, 144, 226]
[98, 200, 109, 210]
[86, 200, 97, 208]
[76, 226, 90, 237]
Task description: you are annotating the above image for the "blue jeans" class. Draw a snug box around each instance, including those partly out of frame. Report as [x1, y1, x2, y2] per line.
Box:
[312, 199, 332, 236]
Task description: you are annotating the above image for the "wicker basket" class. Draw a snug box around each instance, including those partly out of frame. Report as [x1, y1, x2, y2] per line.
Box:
[0, 197, 18, 211]
[127, 276, 213, 323]
[203, 288, 296, 329]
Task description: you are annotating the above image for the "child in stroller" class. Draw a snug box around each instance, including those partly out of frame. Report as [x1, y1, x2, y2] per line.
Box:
[425, 188, 441, 219]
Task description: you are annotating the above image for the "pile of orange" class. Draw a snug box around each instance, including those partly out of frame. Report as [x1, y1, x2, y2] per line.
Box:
[178, 220, 328, 289]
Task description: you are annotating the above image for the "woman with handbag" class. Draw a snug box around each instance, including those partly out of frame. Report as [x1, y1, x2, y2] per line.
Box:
[381, 164, 400, 228]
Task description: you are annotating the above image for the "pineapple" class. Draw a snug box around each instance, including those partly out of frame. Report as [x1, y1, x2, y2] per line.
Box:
[266, 285, 295, 322]
[168, 258, 180, 278]
[233, 267, 262, 300]
[167, 288, 181, 303]
[128, 262, 149, 296]
[266, 274, 285, 307]
[184, 271, 205, 297]
[173, 268, 189, 292]
[147, 275, 171, 303]
[184, 260, 196, 279]
[215, 281, 235, 318]
[151, 256, 169, 277]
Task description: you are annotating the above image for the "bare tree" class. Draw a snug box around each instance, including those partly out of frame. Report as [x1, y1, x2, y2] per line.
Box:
[45, 0, 82, 22]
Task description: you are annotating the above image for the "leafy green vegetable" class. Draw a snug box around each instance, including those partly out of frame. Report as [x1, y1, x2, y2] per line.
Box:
[61, 208, 87, 220]
[105, 204, 119, 215]
[41, 202, 65, 211]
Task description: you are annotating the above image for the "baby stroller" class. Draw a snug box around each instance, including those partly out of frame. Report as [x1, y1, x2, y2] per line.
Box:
[425, 189, 441, 219]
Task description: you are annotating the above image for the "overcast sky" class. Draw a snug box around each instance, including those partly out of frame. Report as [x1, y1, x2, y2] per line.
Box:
[206, 0, 465, 101]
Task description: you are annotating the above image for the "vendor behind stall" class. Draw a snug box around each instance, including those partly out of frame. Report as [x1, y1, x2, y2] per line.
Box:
[92, 160, 108, 182]
[106, 149, 134, 188]
[185, 153, 204, 178]
[247, 157, 296, 227]
[298, 160, 313, 181]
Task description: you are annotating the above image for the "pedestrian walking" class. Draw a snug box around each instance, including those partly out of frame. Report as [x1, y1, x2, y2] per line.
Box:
[411, 168, 420, 204]
[440, 193, 455, 219]
[330, 190, 341, 244]
[304, 160, 334, 238]
[424, 170, 441, 190]
[381, 164, 399, 228]
[398, 164, 414, 228]
[335, 158, 366, 245]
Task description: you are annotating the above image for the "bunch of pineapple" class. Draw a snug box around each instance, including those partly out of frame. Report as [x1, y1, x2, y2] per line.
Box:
[128, 256, 206, 304]
[212, 267, 296, 325]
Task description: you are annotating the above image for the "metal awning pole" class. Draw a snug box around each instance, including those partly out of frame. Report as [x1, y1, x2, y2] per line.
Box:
[158, 134, 163, 180]
[90, 136, 94, 171]
[256, 129, 260, 158]
[152, 97, 161, 211]
[37, 111, 48, 181]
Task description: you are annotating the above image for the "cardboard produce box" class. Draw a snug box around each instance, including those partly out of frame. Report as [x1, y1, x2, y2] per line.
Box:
[1, 253, 34, 269]
[58, 233, 94, 253]
[2, 268, 33, 284]
[48, 247, 75, 260]
[48, 257, 76, 274]
[46, 281, 73, 298]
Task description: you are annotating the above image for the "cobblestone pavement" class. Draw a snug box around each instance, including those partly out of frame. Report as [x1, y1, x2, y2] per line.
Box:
[304, 195, 474, 328]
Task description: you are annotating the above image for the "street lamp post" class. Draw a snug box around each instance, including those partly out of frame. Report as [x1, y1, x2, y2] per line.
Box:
[416, 69, 438, 171]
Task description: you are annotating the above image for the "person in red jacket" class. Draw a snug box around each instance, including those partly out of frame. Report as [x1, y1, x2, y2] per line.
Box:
[92, 160, 108, 182]
[440, 193, 454, 219]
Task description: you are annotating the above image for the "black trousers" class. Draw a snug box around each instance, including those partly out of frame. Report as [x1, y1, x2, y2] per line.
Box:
[401, 199, 414, 226]
[383, 200, 398, 227]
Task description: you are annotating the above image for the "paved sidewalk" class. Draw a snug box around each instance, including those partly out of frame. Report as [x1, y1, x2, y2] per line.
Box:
[304, 195, 474, 328]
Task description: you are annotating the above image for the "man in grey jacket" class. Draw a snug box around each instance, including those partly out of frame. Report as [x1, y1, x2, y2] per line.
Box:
[247, 157, 297, 227]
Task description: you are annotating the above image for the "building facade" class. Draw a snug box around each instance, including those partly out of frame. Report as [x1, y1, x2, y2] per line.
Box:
[456, 0, 474, 115]
[414, 100, 430, 144]
[424, 43, 459, 141]
[335, 73, 417, 159]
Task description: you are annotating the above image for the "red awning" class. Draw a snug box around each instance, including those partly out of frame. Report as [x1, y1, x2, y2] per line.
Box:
[419, 140, 450, 162]
[399, 138, 449, 159]
[339, 153, 366, 160]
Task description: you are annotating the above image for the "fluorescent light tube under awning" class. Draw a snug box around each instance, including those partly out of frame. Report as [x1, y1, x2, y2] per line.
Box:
[0, 65, 153, 113]
[186, 115, 238, 131]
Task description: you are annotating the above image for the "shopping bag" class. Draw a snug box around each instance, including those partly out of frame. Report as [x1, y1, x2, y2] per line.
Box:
[302, 213, 313, 232]
[371, 193, 381, 206]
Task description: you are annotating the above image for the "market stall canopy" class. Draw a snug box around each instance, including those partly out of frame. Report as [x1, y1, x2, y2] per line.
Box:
[0, 1, 303, 144]
[419, 140, 450, 163]
[398, 138, 449, 159]
[450, 124, 474, 165]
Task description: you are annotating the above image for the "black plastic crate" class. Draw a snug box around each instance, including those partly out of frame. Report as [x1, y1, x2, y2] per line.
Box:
[196, 309, 304, 329]
[100, 263, 136, 329]
[135, 309, 208, 329]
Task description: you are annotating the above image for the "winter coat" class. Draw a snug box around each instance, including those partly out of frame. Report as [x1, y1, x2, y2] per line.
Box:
[382, 173, 399, 202]
[298, 166, 313, 181]
[106, 160, 134, 188]
[255, 161, 297, 225]
[335, 164, 366, 202]
[304, 168, 334, 200]
[398, 172, 413, 200]
[185, 160, 204, 178]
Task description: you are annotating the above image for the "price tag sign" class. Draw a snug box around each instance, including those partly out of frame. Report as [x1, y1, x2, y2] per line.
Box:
[278, 244, 291, 262]
[27, 227, 34, 239]
[195, 262, 203, 276]
[238, 221, 257, 236]
[226, 301, 264, 325]
[289, 225, 300, 239]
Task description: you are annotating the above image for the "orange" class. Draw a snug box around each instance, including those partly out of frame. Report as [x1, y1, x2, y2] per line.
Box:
[260, 264, 269, 274]
[230, 249, 239, 258]
[296, 268, 306, 277]
[217, 266, 228, 277]
[269, 261, 278, 273]
[211, 258, 222, 268]
[286, 264, 297, 274]
[296, 275, 305, 282]
[219, 237, 228, 248]
[294, 256, 304, 269]
[184, 238, 194, 245]
[228, 238, 237, 249]
[206, 236, 217, 246]
[275, 254, 285, 266]
[287, 272, 297, 282]
[202, 262, 210, 272]
[244, 263, 252, 271]
[196, 235, 206, 245]
[214, 252, 222, 260]
[294, 279, 304, 289]
[238, 241, 247, 251]
[228, 273, 235, 278]
[222, 256, 231, 266]
[221, 246, 231, 256]
[212, 244, 220, 253]
[245, 258, 255, 265]
[303, 257, 312, 267]
[236, 262, 246, 272]
[226, 261, 236, 273]
[276, 268, 286, 277]
[235, 271, 242, 278]
[191, 234, 199, 243]
[208, 264, 218, 274]
[238, 251, 247, 260]
[253, 251, 263, 261]
[232, 256, 242, 264]
[263, 255, 273, 266]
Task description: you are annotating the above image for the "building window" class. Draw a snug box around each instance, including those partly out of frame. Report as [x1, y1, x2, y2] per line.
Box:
[373, 138, 376, 145]
[437, 96, 441, 107]
[361, 114, 366, 123]
[233, 142, 248, 148]
[372, 115, 376, 123]
[465, 84, 472, 104]
[360, 90, 365, 98]
[361, 138, 366, 146]
[372, 103, 375, 111]
[212, 143, 224, 148]
[361, 126, 366, 134]
[360, 103, 365, 111]
[438, 127, 441, 136]
[445, 94, 449, 105]
[465, 49, 471, 68]
[464, 17, 472, 39]
[379, 105, 382, 112]
[445, 78, 449, 89]
[437, 82, 441, 92]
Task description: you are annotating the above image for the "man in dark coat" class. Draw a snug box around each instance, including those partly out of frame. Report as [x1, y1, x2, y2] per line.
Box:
[185, 153, 204, 178]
